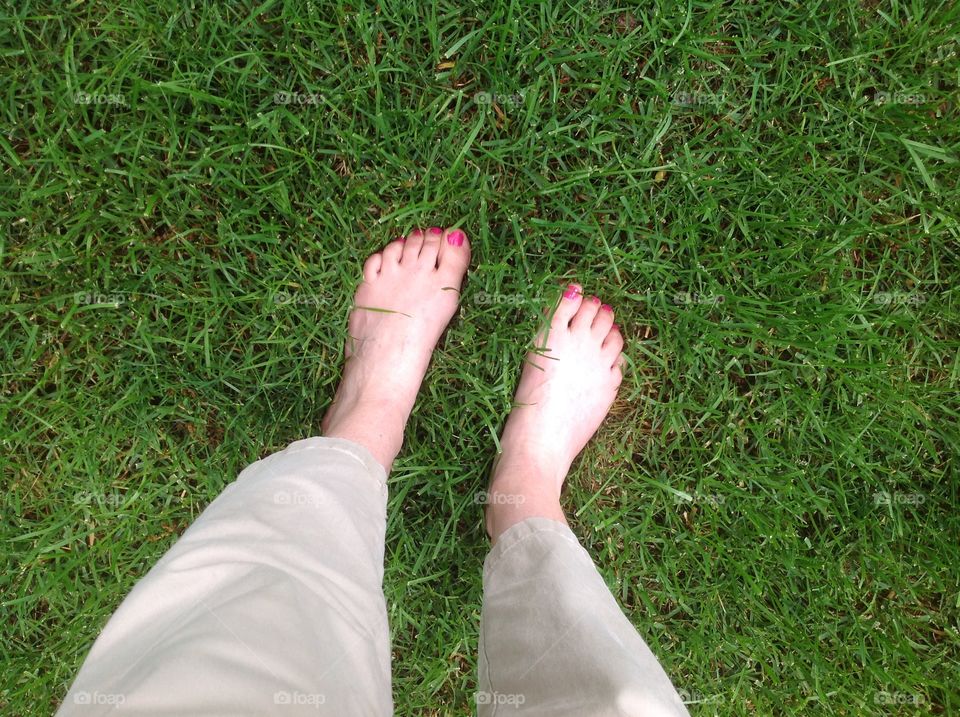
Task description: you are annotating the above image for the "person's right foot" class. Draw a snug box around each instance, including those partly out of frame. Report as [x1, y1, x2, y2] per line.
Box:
[486, 283, 625, 540]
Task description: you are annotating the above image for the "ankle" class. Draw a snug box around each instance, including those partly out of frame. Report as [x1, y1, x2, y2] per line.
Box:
[491, 446, 570, 496]
[485, 462, 568, 542]
[329, 389, 410, 423]
[322, 398, 408, 472]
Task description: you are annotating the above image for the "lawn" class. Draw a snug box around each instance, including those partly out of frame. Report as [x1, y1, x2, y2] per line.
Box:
[3, 1, 959, 714]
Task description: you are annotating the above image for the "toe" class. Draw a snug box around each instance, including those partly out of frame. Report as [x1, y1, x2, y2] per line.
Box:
[437, 227, 471, 277]
[363, 252, 383, 281]
[420, 226, 444, 266]
[611, 352, 626, 383]
[552, 283, 583, 326]
[592, 302, 614, 335]
[571, 294, 602, 330]
[381, 237, 405, 265]
[603, 325, 624, 363]
[401, 229, 425, 263]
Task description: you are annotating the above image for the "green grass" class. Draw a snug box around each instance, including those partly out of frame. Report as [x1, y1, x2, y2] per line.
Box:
[3, 0, 959, 714]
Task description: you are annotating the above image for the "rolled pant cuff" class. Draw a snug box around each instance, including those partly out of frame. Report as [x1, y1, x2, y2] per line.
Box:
[482, 517, 582, 582]
[263, 435, 389, 499]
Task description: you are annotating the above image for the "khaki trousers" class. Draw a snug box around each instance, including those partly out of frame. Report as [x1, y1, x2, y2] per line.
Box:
[56, 437, 689, 716]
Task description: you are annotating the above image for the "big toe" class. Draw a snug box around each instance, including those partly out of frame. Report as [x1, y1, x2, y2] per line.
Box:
[551, 283, 584, 327]
[437, 228, 471, 276]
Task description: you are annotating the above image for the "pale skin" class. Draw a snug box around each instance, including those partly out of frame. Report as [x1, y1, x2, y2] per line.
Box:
[322, 226, 625, 542]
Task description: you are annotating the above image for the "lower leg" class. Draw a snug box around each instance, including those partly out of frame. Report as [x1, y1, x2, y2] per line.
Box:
[58, 438, 394, 715]
[57, 228, 472, 716]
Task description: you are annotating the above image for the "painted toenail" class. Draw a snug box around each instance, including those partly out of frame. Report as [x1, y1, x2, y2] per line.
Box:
[612, 323, 620, 330]
[563, 284, 582, 299]
[429, 226, 443, 235]
[601, 303, 613, 311]
[447, 230, 465, 246]
[591, 296, 601, 304]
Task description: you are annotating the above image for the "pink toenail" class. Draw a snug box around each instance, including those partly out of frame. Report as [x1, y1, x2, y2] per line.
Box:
[591, 296, 601, 304]
[563, 284, 582, 299]
[429, 226, 443, 234]
[397, 236, 405, 242]
[601, 303, 613, 311]
[447, 230, 465, 246]
[612, 323, 620, 330]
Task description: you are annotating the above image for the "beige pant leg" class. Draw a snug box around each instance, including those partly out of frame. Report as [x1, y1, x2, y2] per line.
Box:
[478, 518, 689, 717]
[56, 437, 392, 716]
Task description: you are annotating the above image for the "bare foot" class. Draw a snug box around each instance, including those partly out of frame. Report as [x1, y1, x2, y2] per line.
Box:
[321, 227, 470, 471]
[485, 283, 625, 540]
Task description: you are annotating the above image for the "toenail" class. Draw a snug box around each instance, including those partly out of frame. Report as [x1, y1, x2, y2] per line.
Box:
[612, 323, 620, 330]
[447, 229, 465, 246]
[591, 296, 601, 304]
[563, 284, 582, 299]
[601, 303, 613, 311]
[396, 236, 405, 242]
[429, 226, 443, 235]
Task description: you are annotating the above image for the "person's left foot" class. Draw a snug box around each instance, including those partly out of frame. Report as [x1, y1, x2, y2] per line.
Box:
[321, 227, 471, 471]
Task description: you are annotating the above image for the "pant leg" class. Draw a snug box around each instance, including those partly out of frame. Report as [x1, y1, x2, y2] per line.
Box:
[56, 437, 392, 716]
[477, 518, 689, 717]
